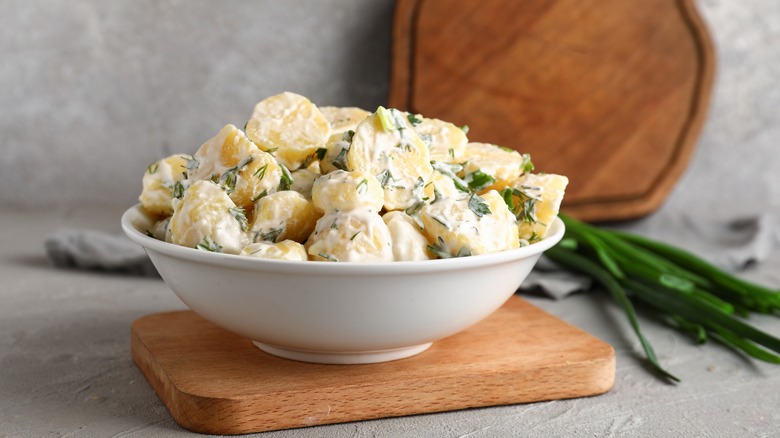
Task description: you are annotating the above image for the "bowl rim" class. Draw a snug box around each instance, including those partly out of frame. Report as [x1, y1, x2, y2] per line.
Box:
[121, 204, 565, 275]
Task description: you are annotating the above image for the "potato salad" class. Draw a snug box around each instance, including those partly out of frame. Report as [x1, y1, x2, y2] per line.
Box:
[138, 92, 568, 262]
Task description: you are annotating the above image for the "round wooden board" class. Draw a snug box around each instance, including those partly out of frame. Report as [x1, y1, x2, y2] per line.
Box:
[389, 0, 714, 222]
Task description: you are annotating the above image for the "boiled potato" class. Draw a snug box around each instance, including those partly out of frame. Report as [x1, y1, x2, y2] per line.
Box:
[240, 240, 307, 261]
[346, 107, 433, 211]
[188, 124, 259, 183]
[421, 190, 519, 257]
[224, 150, 284, 209]
[290, 162, 321, 200]
[148, 217, 172, 242]
[319, 106, 370, 134]
[306, 209, 393, 262]
[318, 131, 352, 174]
[245, 92, 332, 170]
[412, 116, 468, 163]
[382, 211, 431, 261]
[311, 169, 384, 213]
[423, 170, 467, 203]
[169, 180, 250, 254]
[251, 191, 321, 243]
[139, 154, 190, 216]
[509, 173, 569, 243]
[461, 142, 530, 192]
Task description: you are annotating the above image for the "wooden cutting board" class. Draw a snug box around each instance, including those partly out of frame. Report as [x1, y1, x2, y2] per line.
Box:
[131, 296, 614, 434]
[389, 0, 714, 222]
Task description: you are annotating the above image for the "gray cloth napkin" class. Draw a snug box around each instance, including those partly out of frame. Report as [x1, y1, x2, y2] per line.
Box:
[43, 212, 779, 297]
[44, 229, 159, 277]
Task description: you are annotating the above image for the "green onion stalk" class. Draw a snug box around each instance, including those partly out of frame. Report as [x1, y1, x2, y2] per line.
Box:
[544, 214, 780, 382]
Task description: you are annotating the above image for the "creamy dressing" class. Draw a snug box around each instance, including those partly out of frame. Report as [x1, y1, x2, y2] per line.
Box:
[307, 209, 393, 262]
[170, 180, 249, 254]
[383, 211, 430, 261]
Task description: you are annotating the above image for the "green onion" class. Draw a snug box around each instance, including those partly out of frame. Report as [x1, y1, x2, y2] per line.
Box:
[544, 214, 780, 382]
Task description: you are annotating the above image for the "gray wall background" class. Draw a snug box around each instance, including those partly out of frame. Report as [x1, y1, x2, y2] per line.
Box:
[1, 0, 778, 218]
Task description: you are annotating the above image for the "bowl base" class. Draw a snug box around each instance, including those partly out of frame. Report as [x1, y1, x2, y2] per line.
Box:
[252, 341, 433, 364]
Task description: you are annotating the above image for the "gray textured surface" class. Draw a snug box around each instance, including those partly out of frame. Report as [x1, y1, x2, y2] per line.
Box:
[0, 0, 394, 208]
[2, 0, 780, 436]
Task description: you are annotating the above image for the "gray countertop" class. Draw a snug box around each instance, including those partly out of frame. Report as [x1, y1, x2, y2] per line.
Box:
[2, 206, 779, 437]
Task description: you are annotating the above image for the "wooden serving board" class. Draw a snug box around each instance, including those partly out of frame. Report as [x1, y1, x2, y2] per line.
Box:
[131, 297, 614, 435]
[390, 0, 714, 222]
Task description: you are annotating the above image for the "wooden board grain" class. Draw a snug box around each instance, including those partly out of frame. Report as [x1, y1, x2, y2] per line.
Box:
[131, 297, 615, 435]
[390, 0, 714, 222]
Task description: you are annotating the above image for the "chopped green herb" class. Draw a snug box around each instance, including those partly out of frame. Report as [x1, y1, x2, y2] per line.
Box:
[147, 162, 159, 174]
[426, 236, 472, 259]
[350, 231, 361, 241]
[460, 125, 470, 134]
[229, 206, 248, 231]
[330, 220, 339, 230]
[257, 227, 283, 243]
[145, 230, 155, 238]
[377, 169, 393, 189]
[431, 161, 469, 192]
[431, 215, 450, 229]
[332, 147, 349, 171]
[407, 113, 423, 126]
[254, 164, 268, 180]
[405, 201, 425, 216]
[465, 170, 496, 192]
[251, 189, 268, 203]
[318, 252, 338, 262]
[356, 179, 369, 195]
[172, 181, 186, 199]
[243, 121, 248, 131]
[468, 193, 492, 218]
[449, 148, 455, 160]
[418, 133, 433, 147]
[266, 147, 278, 156]
[196, 235, 222, 253]
[278, 164, 293, 191]
[316, 147, 327, 160]
[501, 186, 541, 223]
[520, 153, 535, 173]
[376, 106, 395, 131]
[432, 187, 444, 204]
[456, 247, 473, 257]
[219, 156, 254, 194]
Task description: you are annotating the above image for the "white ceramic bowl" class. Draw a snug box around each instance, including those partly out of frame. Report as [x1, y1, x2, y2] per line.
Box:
[122, 204, 564, 364]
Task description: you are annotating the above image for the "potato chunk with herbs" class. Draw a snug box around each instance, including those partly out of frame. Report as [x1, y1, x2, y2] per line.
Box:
[188, 124, 258, 183]
[319, 131, 352, 174]
[139, 154, 190, 216]
[423, 169, 467, 203]
[319, 106, 370, 134]
[245, 92, 332, 170]
[226, 150, 286, 209]
[251, 191, 321, 244]
[506, 173, 569, 243]
[311, 169, 384, 213]
[169, 180, 250, 254]
[306, 209, 393, 262]
[411, 116, 468, 163]
[421, 190, 519, 257]
[461, 142, 533, 193]
[290, 162, 321, 200]
[240, 240, 307, 261]
[346, 107, 433, 211]
[383, 211, 431, 261]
